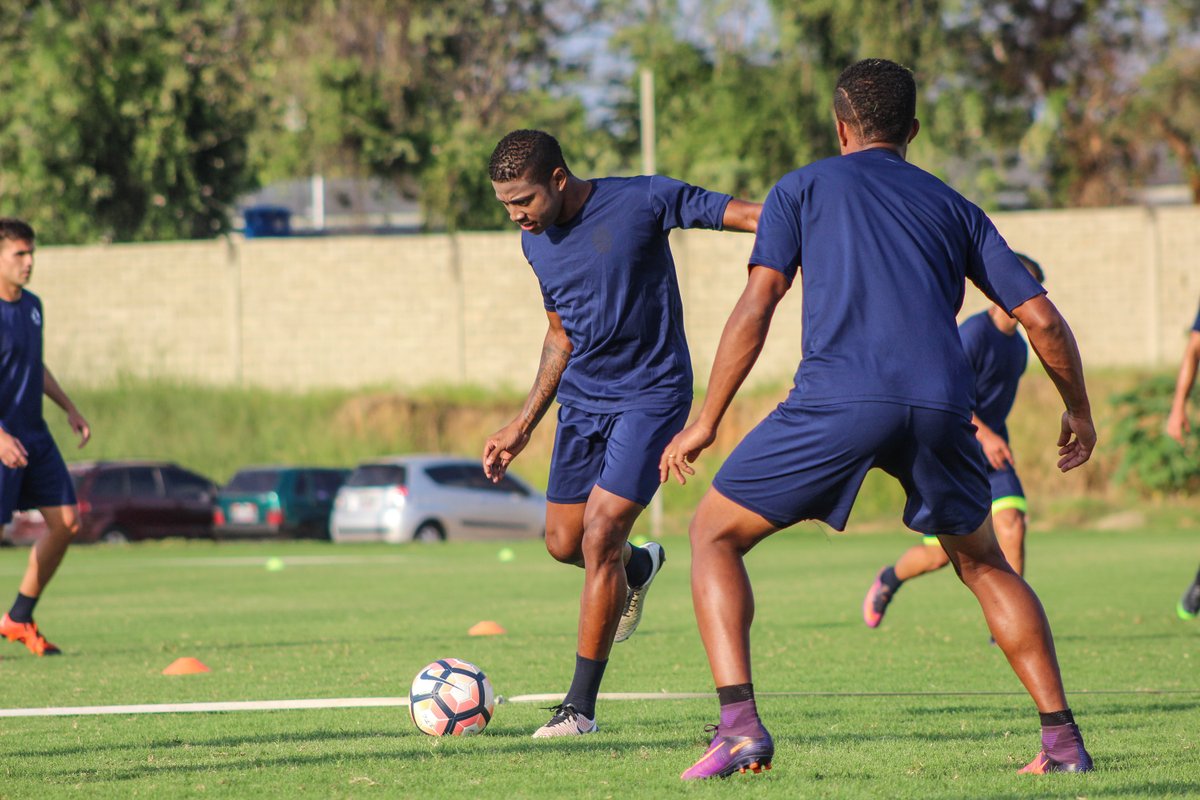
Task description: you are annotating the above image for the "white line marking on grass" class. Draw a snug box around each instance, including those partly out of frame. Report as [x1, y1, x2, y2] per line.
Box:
[3, 688, 1195, 718]
[0, 697, 410, 718]
[147, 555, 414, 568]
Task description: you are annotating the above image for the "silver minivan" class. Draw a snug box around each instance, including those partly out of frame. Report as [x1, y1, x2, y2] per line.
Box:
[330, 455, 545, 543]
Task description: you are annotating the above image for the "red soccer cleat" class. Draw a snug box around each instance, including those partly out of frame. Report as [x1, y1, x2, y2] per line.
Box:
[0, 613, 61, 656]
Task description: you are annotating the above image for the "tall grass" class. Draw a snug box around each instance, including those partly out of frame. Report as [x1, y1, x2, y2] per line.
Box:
[41, 368, 1183, 535]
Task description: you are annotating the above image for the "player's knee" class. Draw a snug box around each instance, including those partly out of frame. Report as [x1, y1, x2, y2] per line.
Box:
[952, 548, 1012, 584]
[49, 513, 80, 539]
[928, 549, 950, 570]
[544, 525, 582, 565]
[579, 518, 627, 565]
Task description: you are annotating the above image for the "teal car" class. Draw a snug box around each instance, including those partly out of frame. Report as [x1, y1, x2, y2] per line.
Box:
[214, 466, 349, 540]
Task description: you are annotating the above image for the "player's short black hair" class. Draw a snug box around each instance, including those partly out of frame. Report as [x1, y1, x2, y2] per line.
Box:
[0, 218, 35, 242]
[833, 59, 917, 146]
[488, 130, 570, 185]
[1014, 252, 1045, 283]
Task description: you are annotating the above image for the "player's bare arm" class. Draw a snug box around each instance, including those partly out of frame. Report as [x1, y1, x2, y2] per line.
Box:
[43, 366, 89, 448]
[1166, 330, 1200, 445]
[972, 413, 1014, 469]
[482, 311, 572, 481]
[660, 266, 790, 485]
[1010, 293, 1094, 472]
[722, 200, 762, 234]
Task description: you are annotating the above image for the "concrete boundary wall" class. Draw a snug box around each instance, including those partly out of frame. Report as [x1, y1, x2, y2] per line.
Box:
[29, 205, 1200, 391]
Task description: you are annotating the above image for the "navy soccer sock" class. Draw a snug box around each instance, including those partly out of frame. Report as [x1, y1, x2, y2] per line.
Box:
[880, 565, 903, 593]
[563, 653, 607, 719]
[717, 683, 766, 738]
[625, 544, 653, 588]
[8, 592, 38, 623]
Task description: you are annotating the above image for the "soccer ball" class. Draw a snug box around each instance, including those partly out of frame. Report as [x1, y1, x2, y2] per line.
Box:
[409, 657, 495, 736]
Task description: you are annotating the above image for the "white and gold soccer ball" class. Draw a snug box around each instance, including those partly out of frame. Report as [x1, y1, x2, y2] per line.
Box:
[409, 658, 496, 736]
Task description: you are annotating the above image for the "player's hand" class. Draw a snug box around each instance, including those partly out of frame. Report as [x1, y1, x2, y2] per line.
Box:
[1166, 408, 1190, 446]
[1057, 410, 1096, 472]
[67, 408, 90, 448]
[978, 429, 1014, 470]
[0, 430, 28, 469]
[482, 421, 529, 482]
[659, 422, 717, 485]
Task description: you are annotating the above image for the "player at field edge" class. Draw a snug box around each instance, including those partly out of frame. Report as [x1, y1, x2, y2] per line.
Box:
[0, 217, 91, 656]
[482, 129, 760, 738]
[1165, 300, 1200, 620]
[862, 253, 1046, 631]
[660, 59, 1096, 780]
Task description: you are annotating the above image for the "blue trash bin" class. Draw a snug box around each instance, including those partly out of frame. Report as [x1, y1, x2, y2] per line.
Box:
[243, 206, 292, 238]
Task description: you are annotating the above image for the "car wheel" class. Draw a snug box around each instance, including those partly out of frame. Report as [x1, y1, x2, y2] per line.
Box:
[412, 521, 445, 543]
[100, 528, 129, 545]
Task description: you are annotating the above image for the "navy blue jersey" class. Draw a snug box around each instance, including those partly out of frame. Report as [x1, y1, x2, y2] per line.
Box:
[959, 311, 1027, 441]
[0, 291, 46, 436]
[749, 148, 1044, 418]
[1192, 303, 1200, 333]
[522, 175, 731, 412]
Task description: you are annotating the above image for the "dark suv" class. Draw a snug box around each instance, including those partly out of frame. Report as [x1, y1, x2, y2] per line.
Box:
[7, 461, 218, 544]
[214, 466, 349, 539]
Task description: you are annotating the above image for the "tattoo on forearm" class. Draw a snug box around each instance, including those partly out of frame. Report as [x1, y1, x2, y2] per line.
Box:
[521, 341, 570, 428]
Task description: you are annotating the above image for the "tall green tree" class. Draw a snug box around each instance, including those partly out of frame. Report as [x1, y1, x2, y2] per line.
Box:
[0, 1, 267, 242]
[252, 0, 605, 231]
[601, 0, 1198, 209]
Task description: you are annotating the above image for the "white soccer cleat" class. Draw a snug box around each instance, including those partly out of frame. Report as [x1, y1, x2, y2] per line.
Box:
[531, 704, 599, 738]
[614, 541, 665, 643]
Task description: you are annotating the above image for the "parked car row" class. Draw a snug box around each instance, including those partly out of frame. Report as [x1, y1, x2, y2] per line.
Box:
[3, 456, 545, 546]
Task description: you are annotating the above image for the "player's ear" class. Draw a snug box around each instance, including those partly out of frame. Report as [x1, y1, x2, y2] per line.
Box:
[835, 117, 852, 151]
[551, 167, 569, 192]
[907, 118, 920, 143]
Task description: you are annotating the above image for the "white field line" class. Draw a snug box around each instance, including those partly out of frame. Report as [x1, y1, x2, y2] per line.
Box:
[1, 688, 1192, 718]
[147, 555, 414, 567]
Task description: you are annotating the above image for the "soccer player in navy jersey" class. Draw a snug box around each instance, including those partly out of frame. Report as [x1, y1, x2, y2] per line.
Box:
[482, 129, 761, 737]
[0, 218, 91, 656]
[1166, 301, 1200, 620]
[863, 254, 1046, 630]
[660, 60, 1095, 779]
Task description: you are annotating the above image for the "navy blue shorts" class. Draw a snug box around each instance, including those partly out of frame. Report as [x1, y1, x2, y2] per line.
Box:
[987, 462, 1026, 513]
[713, 402, 990, 536]
[547, 403, 691, 506]
[0, 430, 76, 524]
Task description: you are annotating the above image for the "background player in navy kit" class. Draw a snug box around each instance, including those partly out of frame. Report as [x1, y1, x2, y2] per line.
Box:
[660, 60, 1095, 779]
[0, 218, 90, 656]
[1166, 301, 1200, 620]
[863, 253, 1046, 629]
[482, 130, 760, 737]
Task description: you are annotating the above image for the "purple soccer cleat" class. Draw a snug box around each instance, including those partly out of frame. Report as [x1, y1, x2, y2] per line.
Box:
[681, 726, 775, 780]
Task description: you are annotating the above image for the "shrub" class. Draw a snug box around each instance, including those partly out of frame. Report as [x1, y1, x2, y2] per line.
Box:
[1109, 376, 1200, 495]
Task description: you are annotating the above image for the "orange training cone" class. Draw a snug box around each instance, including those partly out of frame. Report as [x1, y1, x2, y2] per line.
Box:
[468, 620, 506, 636]
[162, 657, 211, 675]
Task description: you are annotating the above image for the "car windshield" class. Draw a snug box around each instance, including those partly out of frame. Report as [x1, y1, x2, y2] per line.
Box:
[226, 470, 281, 492]
[345, 464, 407, 487]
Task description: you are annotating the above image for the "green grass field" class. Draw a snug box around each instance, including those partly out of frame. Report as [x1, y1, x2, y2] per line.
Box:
[1, 523, 1197, 798]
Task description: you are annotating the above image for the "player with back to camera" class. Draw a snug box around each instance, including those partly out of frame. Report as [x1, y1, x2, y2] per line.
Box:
[0, 218, 91, 657]
[1165, 299, 1200, 620]
[862, 253, 1046, 631]
[659, 59, 1096, 780]
[482, 129, 761, 738]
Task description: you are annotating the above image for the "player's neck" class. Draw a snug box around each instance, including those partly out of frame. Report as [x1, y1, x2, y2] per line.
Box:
[841, 141, 908, 160]
[988, 306, 1019, 335]
[555, 176, 593, 226]
[0, 282, 21, 303]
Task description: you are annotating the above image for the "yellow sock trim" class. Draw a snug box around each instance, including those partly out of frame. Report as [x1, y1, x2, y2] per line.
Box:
[991, 495, 1027, 514]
